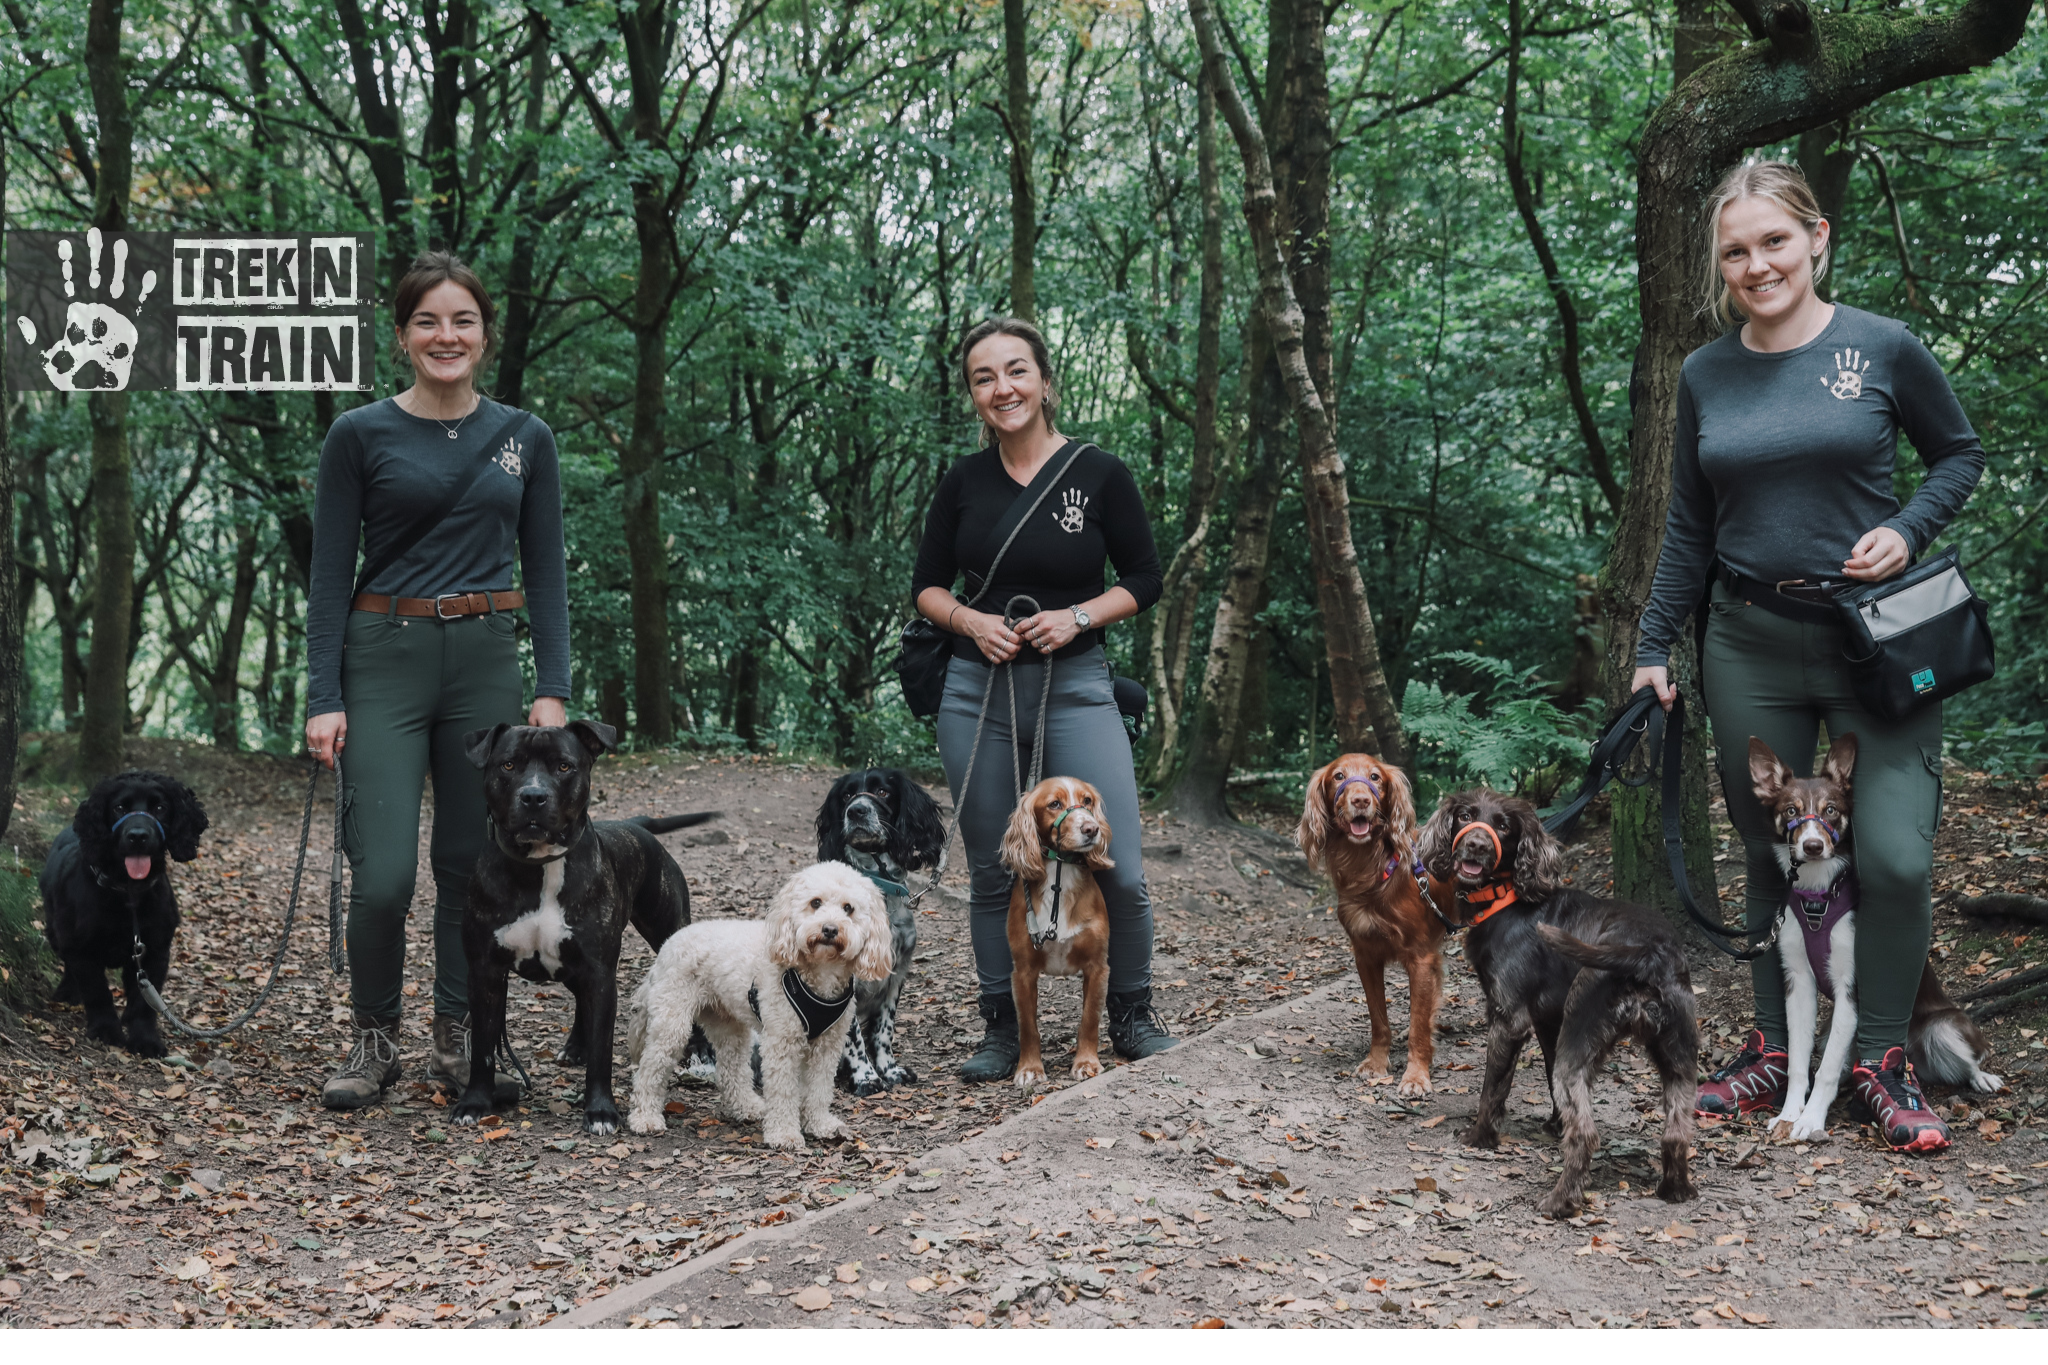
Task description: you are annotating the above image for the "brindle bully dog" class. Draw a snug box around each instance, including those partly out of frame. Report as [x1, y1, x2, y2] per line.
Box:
[455, 720, 716, 1134]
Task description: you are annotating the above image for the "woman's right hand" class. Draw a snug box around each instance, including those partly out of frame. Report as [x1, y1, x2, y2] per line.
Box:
[962, 609, 1022, 664]
[1630, 666, 1675, 713]
[306, 711, 348, 770]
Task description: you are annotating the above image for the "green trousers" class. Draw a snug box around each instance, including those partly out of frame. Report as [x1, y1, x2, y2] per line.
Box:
[338, 609, 524, 1021]
[1700, 579, 1945, 1058]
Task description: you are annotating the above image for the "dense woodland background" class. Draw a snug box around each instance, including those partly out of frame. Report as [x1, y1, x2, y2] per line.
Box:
[1, 0, 2044, 891]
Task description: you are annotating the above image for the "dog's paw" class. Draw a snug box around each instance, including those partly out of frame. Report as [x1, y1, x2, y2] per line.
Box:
[1458, 1125, 1500, 1150]
[764, 1127, 805, 1151]
[882, 1064, 917, 1087]
[1788, 1114, 1831, 1142]
[559, 1038, 588, 1068]
[451, 1097, 491, 1127]
[85, 1016, 124, 1046]
[124, 1030, 169, 1059]
[851, 1076, 887, 1098]
[583, 1096, 623, 1136]
[1969, 1070, 2004, 1094]
[1352, 1058, 1391, 1081]
[1656, 1172, 1698, 1204]
[1071, 1055, 1101, 1081]
[1014, 1063, 1045, 1089]
[808, 1118, 849, 1143]
[1397, 1068, 1432, 1099]
[627, 1112, 667, 1136]
[1535, 1187, 1584, 1220]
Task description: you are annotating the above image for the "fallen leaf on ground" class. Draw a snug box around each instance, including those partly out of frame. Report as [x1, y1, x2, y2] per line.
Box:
[791, 1286, 832, 1312]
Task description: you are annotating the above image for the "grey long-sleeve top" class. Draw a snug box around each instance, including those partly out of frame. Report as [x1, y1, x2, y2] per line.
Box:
[305, 396, 571, 714]
[1636, 305, 1985, 666]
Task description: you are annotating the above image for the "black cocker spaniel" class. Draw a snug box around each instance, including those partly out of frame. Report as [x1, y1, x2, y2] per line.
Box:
[42, 770, 209, 1057]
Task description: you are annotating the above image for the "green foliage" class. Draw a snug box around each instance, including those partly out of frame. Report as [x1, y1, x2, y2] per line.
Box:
[0, 853, 55, 1017]
[1400, 653, 1597, 808]
[1948, 718, 2048, 778]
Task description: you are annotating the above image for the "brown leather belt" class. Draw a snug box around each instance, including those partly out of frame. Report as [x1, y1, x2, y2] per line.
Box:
[351, 590, 525, 619]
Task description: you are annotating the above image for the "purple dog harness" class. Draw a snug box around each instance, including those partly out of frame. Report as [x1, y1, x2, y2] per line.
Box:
[1788, 869, 1857, 996]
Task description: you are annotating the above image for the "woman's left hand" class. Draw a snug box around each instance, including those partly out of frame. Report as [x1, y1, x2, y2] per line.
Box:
[1843, 526, 1909, 582]
[529, 696, 567, 728]
[1016, 609, 1082, 655]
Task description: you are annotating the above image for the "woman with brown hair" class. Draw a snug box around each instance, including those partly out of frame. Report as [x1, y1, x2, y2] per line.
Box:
[1632, 161, 1985, 1152]
[304, 251, 570, 1110]
[911, 317, 1171, 1081]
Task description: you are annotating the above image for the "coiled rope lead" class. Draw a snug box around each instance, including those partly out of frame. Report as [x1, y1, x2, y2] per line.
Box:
[132, 758, 346, 1040]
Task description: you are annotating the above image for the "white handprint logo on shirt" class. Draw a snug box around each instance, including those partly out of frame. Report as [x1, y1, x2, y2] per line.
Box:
[1056, 487, 1088, 534]
[11, 228, 158, 391]
[1824, 348, 1869, 401]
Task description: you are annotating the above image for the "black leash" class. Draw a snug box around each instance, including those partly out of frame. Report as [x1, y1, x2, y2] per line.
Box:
[132, 760, 345, 1039]
[1539, 687, 1779, 962]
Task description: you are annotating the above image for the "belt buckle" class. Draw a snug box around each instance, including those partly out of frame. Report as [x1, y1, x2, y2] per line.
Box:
[434, 593, 468, 619]
[1773, 578, 1810, 595]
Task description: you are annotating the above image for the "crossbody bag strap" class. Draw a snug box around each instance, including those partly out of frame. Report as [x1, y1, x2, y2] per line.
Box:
[959, 440, 1094, 610]
[352, 405, 532, 596]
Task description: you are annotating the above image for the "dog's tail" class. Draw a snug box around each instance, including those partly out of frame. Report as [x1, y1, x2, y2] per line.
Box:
[1536, 923, 1681, 978]
[631, 812, 720, 835]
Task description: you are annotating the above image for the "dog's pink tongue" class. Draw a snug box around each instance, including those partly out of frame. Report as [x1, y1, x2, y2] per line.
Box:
[124, 855, 153, 881]
[1348, 818, 1372, 837]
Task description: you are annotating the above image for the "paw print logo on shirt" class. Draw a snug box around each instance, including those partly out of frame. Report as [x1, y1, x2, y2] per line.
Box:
[496, 438, 523, 478]
[1824, 348, 1870, 401]
[11, 228, 158, 391]
[1056, 487, 1088, 534]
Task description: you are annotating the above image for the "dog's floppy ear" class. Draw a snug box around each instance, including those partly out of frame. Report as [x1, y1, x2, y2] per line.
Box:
[999, 792, 1045, 883]
[815, 772, 857, 863]
[1415, 792, 1462, 879]
[566, 719, 617, 763]
[851, 885, 896, 981]
[1747, 736, 1792, 804]
[1381, 764, 1418, 843]
[1509, 800, 1565, 898]
[72, 775, 121, 864]
[162, 776, 209, 863]
[1295, 760, 1336, 874]
[891, 771, 949, 871]
[465, 724, 512, 771]
[1820, 731, 1858, 791]
[766, 879, 807, 968]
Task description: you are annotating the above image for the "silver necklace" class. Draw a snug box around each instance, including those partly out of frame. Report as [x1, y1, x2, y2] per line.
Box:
[408, 391, 479, 439]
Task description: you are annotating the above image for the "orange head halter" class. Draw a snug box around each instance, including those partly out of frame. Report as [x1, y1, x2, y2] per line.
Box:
[1451, 821, 1519, 926]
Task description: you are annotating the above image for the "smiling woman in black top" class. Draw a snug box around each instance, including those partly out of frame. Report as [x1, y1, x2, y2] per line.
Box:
[911, 317, 1169, 1081]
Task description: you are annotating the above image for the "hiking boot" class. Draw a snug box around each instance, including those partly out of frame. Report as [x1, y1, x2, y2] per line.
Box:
[1849, 1048, 1951, 1153]
[1695, 1028, 1788, 1117]
[321, 1012, 401, 1110]
[958, 994, 1019, 1084]
[426, 1013, 522, 1108]
[1107, 988, 1178, 1061]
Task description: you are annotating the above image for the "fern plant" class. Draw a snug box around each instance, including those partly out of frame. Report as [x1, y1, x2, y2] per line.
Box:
[1401, 651, 1598, 809]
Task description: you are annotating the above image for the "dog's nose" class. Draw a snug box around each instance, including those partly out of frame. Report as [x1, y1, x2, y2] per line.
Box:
[820, 924, 839, 941]
[1801, 839, 1826, 857]
[518, 788, 549, 810]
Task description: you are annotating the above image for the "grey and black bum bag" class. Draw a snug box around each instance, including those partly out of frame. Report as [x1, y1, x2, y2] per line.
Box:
[1835, 547, 1995, 720]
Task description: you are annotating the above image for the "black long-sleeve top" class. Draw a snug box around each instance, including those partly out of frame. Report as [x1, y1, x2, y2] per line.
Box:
[911, 441, 1164, 663]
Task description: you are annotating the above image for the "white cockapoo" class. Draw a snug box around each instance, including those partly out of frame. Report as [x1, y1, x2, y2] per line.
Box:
[625, 861, 892, 1148]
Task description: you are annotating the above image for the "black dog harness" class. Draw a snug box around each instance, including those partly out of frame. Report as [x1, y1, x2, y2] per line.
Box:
[1788, 869, 1857, 996]
[845, 847, 910, 900]
[749, 969, 856, 1042]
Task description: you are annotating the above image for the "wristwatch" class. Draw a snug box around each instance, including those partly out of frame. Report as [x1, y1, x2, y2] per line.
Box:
[1070, 607, 1092, 631]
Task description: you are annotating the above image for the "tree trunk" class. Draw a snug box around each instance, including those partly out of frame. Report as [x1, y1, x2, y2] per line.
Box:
[207, 521, 260, 748]
[495, 18, 550, 408]
[1002, 0, 1036, 322]
[1501, 0, 1623, 518]
[1602, 0, 2033, 914]
[1190, 0, 1405, 767]
[617, 0, 676, 743]
[420, 0, 471, 247]
[334, 0, 418, 283]
[1166, 322, 1285, 824]
[78, 0, 136, 781]
[0, 135, 19, 836]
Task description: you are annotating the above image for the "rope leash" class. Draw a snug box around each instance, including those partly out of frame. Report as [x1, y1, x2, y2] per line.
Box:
[133, 759, 346, 1040]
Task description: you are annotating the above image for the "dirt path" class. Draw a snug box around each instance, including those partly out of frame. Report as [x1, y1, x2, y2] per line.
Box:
[2, 739, 2044, 1328]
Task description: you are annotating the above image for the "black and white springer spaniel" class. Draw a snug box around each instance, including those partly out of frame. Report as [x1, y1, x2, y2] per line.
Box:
[42, 770, 210, 1057]
[815, 768, 947, 1095]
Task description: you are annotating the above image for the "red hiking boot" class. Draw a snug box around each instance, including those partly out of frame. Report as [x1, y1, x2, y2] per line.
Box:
[1848, 1048, 1951, 1154]
[1696, 1029, 1788, 1117]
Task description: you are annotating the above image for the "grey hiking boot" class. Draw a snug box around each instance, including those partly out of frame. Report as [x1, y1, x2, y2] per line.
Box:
[958, 993, 1020, 1084]
[321, 1012, 401, 1110]
[428, 1012, 521, 1108]
[1107, 988, 1178, 1061]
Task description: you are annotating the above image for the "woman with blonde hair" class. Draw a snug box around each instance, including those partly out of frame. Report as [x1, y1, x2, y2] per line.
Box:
[1631, 161, 1985, 1152]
